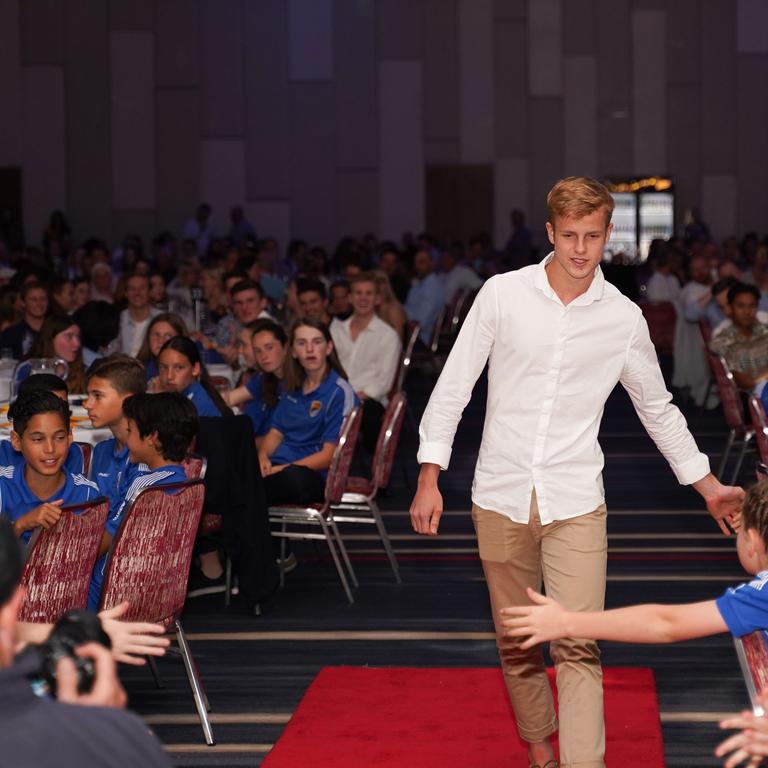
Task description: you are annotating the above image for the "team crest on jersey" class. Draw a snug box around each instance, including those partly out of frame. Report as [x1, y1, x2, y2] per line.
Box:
[309, 400, 322, 417]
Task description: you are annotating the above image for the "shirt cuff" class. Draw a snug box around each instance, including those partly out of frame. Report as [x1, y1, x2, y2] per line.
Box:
[417, 441, 452, 471]
[672, 452, 711, 486]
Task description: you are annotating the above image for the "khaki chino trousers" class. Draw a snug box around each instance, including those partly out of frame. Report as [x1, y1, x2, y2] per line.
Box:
[472, 490, 608, 768]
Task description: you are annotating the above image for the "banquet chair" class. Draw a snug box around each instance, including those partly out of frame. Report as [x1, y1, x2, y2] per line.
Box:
[330, 393, 406, 583]
[19, 497, 109, 623]
[269, 407, 362, 604]
[389, 321, 420, 397]
[182, 453, 233, 606]
[75, 441, 93, 476]
[734, 629, 768, 716]
[708, 352, 753, 483]
[748, 395, 768, 467]
[98, 479, 213, 745]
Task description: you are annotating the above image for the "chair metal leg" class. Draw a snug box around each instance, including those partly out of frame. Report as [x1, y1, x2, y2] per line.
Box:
[279, 523, 287, 587]
[730, 435, 753, 485]
[717, 430, 736, 480]
[317, 515, 354, 604]
[224, 556, 232, 607]
[370, 500, 401, 584]
[147, 655, 164, 689]
[328, 517, 358, 588]
[175, 619, 215, 746]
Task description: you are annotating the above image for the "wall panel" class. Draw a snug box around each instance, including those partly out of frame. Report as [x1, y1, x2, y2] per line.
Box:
[201, 139, 247, 233]
[289, 0, 333, 80]
[0, 0, 23, 166]
[563, 56, 597, 177]
[155, 0, 198, 87]
[494, 158, 529, 248]
[528, 0, 562, 96]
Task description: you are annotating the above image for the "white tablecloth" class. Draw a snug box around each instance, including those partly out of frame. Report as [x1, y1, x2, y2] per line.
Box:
[0, 404, 111, 446]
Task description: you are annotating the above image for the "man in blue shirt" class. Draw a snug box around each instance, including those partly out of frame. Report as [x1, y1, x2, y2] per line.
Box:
[404, 248, 446, 346]
[0, 391, 100, 542]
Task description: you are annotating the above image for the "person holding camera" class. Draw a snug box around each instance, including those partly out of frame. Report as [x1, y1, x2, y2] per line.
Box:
[0, 517, 170, 767]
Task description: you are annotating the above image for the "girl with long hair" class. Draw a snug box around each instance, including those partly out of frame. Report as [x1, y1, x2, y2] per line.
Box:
[137, 312, 189, 381]
[373, 270, 407, 339]
[157, 335, 232, 417]
[28, 314, 86, 393]
[258, 318, 356, 506]
[224, 319, 287, 447]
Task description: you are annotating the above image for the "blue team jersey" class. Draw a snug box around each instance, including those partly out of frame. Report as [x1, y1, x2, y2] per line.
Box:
[0, 464, 100, 542]
[183, 380, 222, 417]
[716, 570, 768, 637]
[244, 374, 283, 437]
[0, 440, 85, 475]
[88, 464, 188, 610]
[270, 369, 357, 469]
[90, 438, 149, 528]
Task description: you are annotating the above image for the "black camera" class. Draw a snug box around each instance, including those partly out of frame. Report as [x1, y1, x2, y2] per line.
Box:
[39, 610, 112, 696]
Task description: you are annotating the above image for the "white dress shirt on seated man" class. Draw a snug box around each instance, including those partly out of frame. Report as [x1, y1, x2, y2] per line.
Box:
[418, 253, 710, 523]
[330, 314, 401, 406]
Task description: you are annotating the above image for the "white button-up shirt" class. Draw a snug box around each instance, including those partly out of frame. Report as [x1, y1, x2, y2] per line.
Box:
[330, 315, 402, 405]
[417, 254, 710, 524]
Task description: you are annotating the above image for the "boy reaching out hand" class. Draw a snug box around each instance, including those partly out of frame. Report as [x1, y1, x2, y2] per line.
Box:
[501, 481, 768, 650]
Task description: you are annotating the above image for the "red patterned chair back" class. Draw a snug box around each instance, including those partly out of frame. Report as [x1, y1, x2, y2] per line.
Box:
[75, 442, 92, 476]
[429, 305, 447, 353]
[372, 393, 407, 490]
[734, 630, 768, 715]
[749, 395, 768, 465]
[182, 453, 208, 480]
[324, 406, 362, 505]
[98, 480, 206, 627]
[19, 498, 109, 623]
[640, 301, 676, 355]
[446, 289, 467, 335]
[699, 319, 713, 348]
[709, 353, 747, 432]
[390, 321, 420, 395]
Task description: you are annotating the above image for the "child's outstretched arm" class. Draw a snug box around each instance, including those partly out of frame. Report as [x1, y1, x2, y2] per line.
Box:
[500, 587, 728, 647]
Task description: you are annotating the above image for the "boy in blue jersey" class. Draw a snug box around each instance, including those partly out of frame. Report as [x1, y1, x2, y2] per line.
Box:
[0, 390, 100, 542]
[0, 373, 85, 474]
[85, 356, 148, 513]
[88, 392, 198, 609]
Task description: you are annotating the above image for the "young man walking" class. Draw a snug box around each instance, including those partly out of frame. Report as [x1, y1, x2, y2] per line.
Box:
[409, 177, 744, 768]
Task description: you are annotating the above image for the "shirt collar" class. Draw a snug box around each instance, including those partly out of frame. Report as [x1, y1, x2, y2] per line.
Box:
[533, 252, 606, 307]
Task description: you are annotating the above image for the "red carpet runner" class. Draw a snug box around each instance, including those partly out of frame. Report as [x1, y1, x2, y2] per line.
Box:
[263, 666, 665, 767]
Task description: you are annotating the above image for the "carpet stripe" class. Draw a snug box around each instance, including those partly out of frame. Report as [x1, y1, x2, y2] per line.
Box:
[165, 744, 272, 753]
[146, 713, 290, 725]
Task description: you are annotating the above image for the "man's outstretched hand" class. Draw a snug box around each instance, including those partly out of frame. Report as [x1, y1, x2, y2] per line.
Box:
[693, 473, 745, 535]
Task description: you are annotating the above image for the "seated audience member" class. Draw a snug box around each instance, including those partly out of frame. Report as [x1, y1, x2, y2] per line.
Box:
[87, 393, 197, 610]
[225, 319, 287, 446]
[72, 301, 121, 367]
[329, 279, 353, 321]
[212, 279, 270, 364]
[672, 254, 715, 407]
[709, 283, 768, 393]
[50, 277, 76, 315]
[0, 374, 85, 474]
[258, 319, 357, 506]
[0, 391, 99, 542]
[89, 262, 115, 304]
[645, 251, 681, 304]
[136, 312, 188, 383]
[373, 270, 407, 339]
[158, 335, 232, 417]
[117, 273, 159, 357]
[331, 273, 401, 452]
[28, 314, 86, 393]
[439, 246, 482, 304]
[0, 518, 172, 768]
[377, 244, 411, 304]
[72, 276, 91, 310]
[148, 271, 167, 309]
[404, 248, 446, 346]
[84, 356, 148, 508]
[201, 265, 229, 323]
[711, 277, 768, 337]
[297, 279, 332, 325]
[0, 281, 49, 359]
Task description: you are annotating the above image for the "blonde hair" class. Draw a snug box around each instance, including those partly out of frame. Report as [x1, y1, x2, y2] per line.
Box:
[547, 176, 614, 228]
